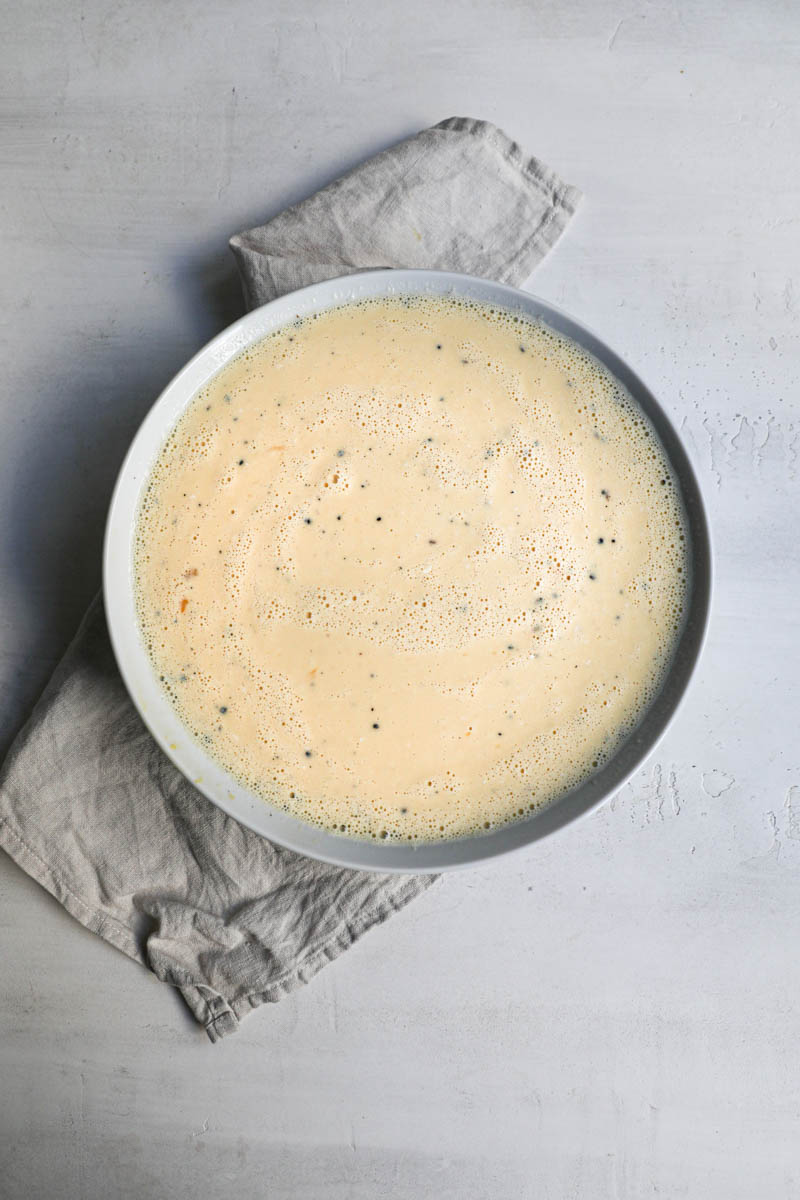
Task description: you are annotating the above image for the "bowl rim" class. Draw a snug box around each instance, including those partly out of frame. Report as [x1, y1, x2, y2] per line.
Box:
[103, 268, 712, 874]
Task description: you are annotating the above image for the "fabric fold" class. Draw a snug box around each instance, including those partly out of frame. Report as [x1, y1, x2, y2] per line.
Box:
[0, 117, 581, 1040]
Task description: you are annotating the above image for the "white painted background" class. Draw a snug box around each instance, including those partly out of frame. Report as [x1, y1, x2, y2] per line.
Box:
[2, 2, 799, 1196]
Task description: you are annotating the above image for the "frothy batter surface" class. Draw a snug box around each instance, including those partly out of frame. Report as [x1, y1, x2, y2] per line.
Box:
[135, 296, 687, 841]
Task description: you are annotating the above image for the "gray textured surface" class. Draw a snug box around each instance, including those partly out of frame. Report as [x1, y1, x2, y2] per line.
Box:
[1, 1, 799, 1197]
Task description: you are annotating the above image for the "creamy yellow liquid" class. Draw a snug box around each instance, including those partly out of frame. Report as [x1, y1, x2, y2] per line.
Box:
[135, 297, 687, 841]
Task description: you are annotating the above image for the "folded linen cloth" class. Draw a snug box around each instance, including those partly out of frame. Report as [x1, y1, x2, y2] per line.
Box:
[0, 117, 581, 1041]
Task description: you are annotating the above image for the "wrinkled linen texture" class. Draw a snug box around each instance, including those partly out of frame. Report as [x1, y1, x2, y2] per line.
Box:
[0, 117, 580, 1041]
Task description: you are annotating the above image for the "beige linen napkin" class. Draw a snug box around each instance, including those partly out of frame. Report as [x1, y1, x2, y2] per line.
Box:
[0, 117, 581, 1041]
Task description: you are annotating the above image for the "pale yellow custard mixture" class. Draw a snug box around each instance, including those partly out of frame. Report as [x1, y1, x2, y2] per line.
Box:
[135, 296, 688, 842]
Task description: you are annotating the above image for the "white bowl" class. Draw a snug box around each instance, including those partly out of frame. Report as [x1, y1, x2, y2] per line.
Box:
[104, 269, 711, 873]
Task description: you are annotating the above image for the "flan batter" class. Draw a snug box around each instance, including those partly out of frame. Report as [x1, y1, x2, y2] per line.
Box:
[135, 296, 688, 841]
